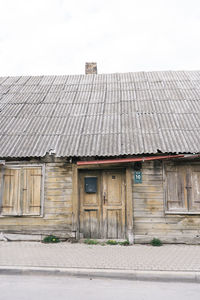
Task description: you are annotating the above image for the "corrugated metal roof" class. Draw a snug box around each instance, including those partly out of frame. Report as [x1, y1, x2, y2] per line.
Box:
[0, 70, 200, 158]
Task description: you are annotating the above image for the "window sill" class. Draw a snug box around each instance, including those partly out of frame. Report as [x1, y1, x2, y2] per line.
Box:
[165, 211, 200, 215]
[0, 215, 43, 218]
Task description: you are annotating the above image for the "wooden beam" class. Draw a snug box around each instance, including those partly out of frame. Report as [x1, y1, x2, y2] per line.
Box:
[126, 167, 134, 244]
[77, 155, 185, 166]
[72, 164, 79, 238]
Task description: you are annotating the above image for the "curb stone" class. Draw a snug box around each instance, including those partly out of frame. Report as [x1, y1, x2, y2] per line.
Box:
[0, 266, 200, 283]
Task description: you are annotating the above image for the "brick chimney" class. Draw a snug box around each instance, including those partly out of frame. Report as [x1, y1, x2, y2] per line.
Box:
[85, 62, 97, 75]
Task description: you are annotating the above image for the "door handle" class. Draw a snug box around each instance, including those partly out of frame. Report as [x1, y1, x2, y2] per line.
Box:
[103, 192, 107, 205]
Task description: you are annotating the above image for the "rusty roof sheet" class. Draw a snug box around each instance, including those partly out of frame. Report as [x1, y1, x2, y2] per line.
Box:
[0, 70, 200, 158]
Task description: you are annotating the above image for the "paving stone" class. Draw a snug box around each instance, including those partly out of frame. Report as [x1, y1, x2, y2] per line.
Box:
[0, 242, 200, 271]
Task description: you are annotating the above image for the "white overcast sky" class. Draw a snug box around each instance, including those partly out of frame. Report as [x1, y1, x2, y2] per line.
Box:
[0, 0, 200, 76]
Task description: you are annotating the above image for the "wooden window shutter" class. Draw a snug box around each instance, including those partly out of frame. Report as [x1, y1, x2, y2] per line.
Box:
[22, 167, 42, 215]
[189, 166, 200, 212]
[166, 165, 187, 211]
[1, 168, 21, 215]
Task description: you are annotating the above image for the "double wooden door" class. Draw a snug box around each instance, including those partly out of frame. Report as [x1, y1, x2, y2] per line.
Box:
[79, 169, 126, 239]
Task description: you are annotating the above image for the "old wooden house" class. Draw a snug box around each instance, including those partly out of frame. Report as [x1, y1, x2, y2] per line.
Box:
[0, 64, 200, 243]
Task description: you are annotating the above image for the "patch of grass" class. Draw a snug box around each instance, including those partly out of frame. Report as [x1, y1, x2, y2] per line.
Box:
[42, 235, 60, 243]
[83, 239, 131, 246]
[84, 239, 99, 245]
[150, 238, 162, 246]
[119, 240, 130, 246]
[106, 240, 118, 245]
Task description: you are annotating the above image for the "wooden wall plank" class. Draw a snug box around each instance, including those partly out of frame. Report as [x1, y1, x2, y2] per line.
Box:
[133, 161, 200, 244]
[0, 161, 73, 237]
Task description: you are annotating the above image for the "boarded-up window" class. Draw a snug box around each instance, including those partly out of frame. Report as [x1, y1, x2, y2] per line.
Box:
[1, 168, 21, 216]
[190, 165, 200, 212]
[0, 166, 43, 216]
[165, 164, 200, 213]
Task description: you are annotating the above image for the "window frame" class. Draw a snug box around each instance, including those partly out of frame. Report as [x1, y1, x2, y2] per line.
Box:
[0, 163, 45, 217]
[164, 162, 200, 215]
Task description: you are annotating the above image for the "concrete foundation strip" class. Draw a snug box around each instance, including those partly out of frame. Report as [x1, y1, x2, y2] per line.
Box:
[0, 266, 200, 283]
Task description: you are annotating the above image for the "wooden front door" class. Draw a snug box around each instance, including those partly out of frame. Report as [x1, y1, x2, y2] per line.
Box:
[79, 169, 126, 239]
[102, 171, 126, 239]
[79, 171, 101, 238]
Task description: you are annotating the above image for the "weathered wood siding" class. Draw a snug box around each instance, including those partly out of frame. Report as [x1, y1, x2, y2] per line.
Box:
[0, 161, 73, 238]
[133, 161, 200, 244]
[1, 159, 200, 244]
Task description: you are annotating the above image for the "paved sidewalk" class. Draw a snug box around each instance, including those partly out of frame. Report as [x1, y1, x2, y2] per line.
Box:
[0, 242, 200, 281]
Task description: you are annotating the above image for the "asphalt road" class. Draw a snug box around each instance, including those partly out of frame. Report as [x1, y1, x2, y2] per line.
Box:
[1, 275, 200, 300]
